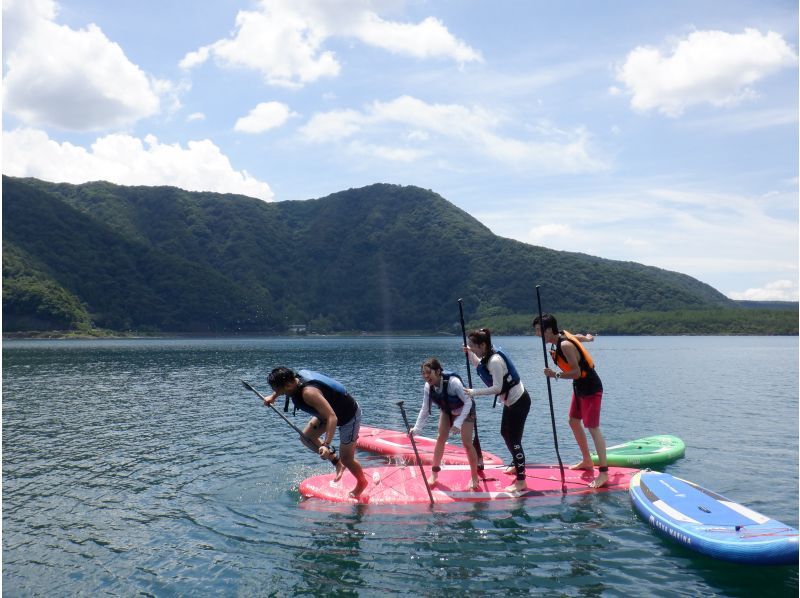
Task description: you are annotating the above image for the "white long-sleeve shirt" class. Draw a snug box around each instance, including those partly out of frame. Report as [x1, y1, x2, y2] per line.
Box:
[411, 374, 472, 434]
[468, 350, 525, 406]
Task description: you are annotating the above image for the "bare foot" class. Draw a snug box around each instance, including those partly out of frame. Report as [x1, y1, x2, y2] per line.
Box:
[333, 460, 346, 482]
[589, 471, 609, 489]
[570, 461, 594, 471]
[467, 477, 481, 491]
[349, 477, 369, 498]
[504, 479, 527, 493]
[426, 474, 438, 487]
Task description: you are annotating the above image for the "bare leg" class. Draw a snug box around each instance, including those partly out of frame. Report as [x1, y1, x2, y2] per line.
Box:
[338, 441, 368, 497]
[460, 420, 480, 490]
[588, 427, 608, 488]
[303, 418, 342, 474]
[427, 412, 450, 486]
[568, 417, 594, 471]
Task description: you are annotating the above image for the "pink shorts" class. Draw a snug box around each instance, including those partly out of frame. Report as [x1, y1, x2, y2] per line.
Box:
[569, 391, 602, 429]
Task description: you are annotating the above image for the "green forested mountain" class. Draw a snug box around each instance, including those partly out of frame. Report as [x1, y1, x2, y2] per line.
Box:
[3, 175, 780, 335]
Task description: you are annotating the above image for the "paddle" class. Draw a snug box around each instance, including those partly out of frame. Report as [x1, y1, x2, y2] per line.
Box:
[241, 380, 336, 466]
[458, 298, 484, 469]
[535, 286, 567, 494]
[397, 400, 435, 505]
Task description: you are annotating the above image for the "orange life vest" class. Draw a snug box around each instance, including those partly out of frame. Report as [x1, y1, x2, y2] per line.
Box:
[550, 331, 595, 378]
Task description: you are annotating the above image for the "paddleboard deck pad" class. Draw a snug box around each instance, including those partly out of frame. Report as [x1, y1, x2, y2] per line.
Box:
[630, 471, 798, 565]
[357, 426, 503, 466]
[593, 434, 685, 467]
[299, 464, 638, 504]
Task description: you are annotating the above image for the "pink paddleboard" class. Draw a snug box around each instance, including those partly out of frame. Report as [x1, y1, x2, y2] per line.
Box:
[357, 425, 503, 466]
[299, 463, 639, 505]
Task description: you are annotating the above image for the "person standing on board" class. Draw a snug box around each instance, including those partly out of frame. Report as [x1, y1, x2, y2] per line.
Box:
[533, 314, 608, 488]
[263, 367, 368, 498]
[463, 328, 531, 493]
[410, 358, 481, 491]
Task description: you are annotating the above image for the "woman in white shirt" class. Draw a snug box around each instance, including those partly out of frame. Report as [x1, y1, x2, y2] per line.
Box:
[464, 328, 531, 493]
[411, 357, 481, 491]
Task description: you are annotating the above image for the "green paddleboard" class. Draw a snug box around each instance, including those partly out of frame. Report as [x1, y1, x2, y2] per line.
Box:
[591, 434, 685, 467]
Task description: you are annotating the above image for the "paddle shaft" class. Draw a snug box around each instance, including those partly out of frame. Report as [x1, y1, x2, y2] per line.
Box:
[535, 286, 567, 494]
[458, 299, 484, 466]
[397, 400, 435, 505]
[242, 380, 333, 461]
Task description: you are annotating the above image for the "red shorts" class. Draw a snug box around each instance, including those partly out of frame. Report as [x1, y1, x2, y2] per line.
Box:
[569, 391, 602, 429]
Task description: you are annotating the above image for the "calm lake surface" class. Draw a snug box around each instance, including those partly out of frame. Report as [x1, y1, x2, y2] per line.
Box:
[3, 335, 798, 596]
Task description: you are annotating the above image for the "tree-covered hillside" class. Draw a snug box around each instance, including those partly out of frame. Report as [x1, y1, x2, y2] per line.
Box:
[4, 176, 766, 335]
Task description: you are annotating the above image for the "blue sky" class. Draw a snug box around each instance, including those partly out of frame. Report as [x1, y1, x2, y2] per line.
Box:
[3, 0, 798, 300]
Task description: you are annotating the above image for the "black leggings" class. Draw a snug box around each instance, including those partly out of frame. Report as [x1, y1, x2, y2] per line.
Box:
[500, 390, 530, 480]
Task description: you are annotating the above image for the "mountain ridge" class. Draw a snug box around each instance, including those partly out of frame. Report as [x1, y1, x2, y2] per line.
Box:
[3, 176, 745, 334]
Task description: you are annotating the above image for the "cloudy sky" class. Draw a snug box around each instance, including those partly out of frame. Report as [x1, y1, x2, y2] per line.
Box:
[3, 0, 798, 300]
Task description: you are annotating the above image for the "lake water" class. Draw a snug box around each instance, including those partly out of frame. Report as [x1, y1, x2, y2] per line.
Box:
[3, 335, 798, 596]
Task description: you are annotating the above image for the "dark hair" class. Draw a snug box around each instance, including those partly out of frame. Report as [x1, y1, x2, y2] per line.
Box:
[268, 366, 296, 389]
[467, 327, 492, 349]
[532, 313, 558, 334]
[421, 357, 443, 373]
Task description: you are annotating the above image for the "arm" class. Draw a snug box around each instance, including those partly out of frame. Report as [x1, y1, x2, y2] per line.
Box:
[411, 384, 431, 435]
[470, 355, 504, 397]
[301, 386, 338, 447]
[573, 333, 594, 343]
[544, 341, 581, 380]
[449, 377, 472, 430]
[463, 345, 480, 368]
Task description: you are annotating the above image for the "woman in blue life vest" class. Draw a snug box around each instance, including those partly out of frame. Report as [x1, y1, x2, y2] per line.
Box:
[410, 358, 481, 491]
[463, 328, 531, 493]
[263, 366, 368, 498]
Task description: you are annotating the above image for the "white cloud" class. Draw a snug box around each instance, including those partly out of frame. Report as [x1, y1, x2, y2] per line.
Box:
[617, 28, 797, 117]
[234, 102, 297, 133]
[351, 13, 481, 64]
[300, 95, 608, 172]
[728, 280, 799, 301]
[2, 0, 167, 131]
[180, 0, 480, 88]
[187, 112, 206, 122]
[527, 223, 574, 245]
[477, 185, 797, 295]
[3, 128, 274, 201]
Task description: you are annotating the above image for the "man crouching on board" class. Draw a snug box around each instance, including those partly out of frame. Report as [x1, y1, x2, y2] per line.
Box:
[263, 367, 369, 498]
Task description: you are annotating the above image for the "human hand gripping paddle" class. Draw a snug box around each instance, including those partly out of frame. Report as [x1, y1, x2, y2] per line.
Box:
[241, 380, 340, 473]
[397, 400, 435, 505]
[535, 286, 567, 495]
[458, 298, 484, 470]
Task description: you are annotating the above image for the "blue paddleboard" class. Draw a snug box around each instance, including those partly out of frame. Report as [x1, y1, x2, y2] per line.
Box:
[630, 471, 798, 565]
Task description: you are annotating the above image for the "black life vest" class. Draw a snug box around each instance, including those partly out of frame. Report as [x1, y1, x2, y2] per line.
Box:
[285, 369, 358, 425]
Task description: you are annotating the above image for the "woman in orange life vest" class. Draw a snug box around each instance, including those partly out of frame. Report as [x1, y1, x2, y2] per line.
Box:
[410, 358, 481, 491]
[533, 313, 609, 489]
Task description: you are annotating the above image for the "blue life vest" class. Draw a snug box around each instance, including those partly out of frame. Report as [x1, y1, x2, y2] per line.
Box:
[428, 372, 465, 415]
[476, 348, 520, 399]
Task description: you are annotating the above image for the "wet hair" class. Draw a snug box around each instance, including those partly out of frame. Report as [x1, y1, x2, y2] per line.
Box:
[467, 327, 492, 350]
[532, 313, 558, 334]
[268, 366, 296, 390]
[421, 357, 443, 373]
